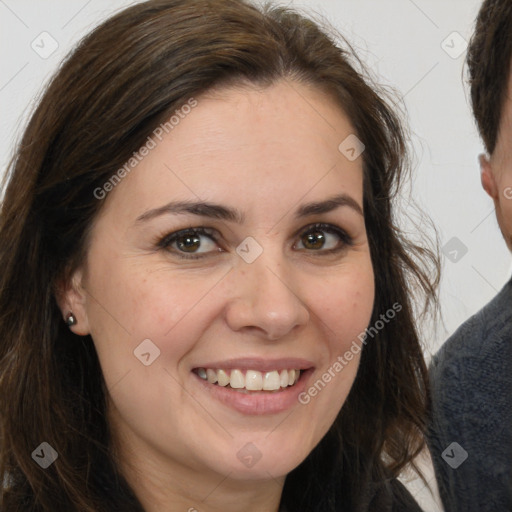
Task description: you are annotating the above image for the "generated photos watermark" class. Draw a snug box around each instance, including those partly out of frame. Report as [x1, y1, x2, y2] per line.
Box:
[93, 97, 198, 200]
[298, 302, 402, 405]
[31, 442, 58, 469]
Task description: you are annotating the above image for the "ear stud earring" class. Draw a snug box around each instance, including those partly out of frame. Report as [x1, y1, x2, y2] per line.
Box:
[65, 312, 77, 327]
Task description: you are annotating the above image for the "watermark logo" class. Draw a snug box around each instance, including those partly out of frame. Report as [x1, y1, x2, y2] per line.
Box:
[442, 236, 468, 263]
[31, 32, 59, 59]
[236, 236, 263, 264]
[441, 31, 468, 59]
[338, 134, 365, 161]
[31, 442, 58, 469]
[134, 339, 161, 366]
[237, 442, 262, 468]
[442, 442, 468, 469]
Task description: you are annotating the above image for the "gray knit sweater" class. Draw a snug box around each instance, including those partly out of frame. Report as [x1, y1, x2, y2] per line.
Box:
[427, 277, 512, 512]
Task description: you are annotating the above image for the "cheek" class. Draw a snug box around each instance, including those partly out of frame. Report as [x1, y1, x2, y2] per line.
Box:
[301, 260, 374, 420]
[84, 253, 228, 377]
[499, 192, 512, 228]
[315, 260, 375, 351]
[85, 262, 223, 433]
[86, 248, 212, 334]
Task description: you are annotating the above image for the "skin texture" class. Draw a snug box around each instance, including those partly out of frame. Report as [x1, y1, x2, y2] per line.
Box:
[60, 80, 375, 512]
[480, 73, 512, 251]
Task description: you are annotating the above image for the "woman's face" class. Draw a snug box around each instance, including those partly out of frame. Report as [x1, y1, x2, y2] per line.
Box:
[66, 80, 374, 491]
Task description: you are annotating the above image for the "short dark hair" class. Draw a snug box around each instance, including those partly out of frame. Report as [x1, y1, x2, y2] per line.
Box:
[467, 0, 512, 154]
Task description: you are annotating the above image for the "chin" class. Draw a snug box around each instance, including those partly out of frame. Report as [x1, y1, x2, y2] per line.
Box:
[220, 436, 312, 481]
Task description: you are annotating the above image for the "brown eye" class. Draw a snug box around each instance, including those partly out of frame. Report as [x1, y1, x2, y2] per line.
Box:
[301, 230, 326, 250]
[176, 233, 201, 252]
[158, 227, 220, 258]
[295, 223, 353, 253]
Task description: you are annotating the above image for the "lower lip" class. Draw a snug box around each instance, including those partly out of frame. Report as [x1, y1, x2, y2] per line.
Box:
[192, 370, 313, 415]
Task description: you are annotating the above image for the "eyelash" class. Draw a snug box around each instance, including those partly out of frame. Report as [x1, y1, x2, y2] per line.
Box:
[156, 223, 354, 260]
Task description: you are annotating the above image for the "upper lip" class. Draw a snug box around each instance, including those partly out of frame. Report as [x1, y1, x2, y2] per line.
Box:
[192, 357, 314, 372]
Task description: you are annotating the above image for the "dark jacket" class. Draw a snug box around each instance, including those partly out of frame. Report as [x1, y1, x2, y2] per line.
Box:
[427, 277, 512, 512]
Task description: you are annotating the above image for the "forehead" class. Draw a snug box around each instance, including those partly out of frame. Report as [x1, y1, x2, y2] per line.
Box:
[177, 84, 351, 160]
[101, 80, 364, 222]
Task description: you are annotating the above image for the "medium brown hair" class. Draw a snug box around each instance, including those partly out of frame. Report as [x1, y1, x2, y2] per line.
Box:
[467, 0, 512, 154]
[0, 1, 438, 510]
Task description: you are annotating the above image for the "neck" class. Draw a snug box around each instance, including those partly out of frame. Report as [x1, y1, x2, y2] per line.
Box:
[137, 473, 284, 512]
[115, 434, 286, 512]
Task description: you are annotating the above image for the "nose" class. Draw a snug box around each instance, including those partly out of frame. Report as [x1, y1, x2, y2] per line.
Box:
[224, 255, 310, 341]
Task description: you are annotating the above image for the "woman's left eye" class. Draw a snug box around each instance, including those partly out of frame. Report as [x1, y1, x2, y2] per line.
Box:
[294, 223, 353, 253]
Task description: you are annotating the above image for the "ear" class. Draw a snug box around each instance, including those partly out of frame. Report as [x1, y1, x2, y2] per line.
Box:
[55, 268, 91, 336]
[479, 153, 499, 199]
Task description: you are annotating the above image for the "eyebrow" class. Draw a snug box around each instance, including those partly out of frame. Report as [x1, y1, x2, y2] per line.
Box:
[135, 193, 363, 224]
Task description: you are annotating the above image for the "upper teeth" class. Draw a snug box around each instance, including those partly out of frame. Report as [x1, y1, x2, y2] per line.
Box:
[196, 368, 300, 391]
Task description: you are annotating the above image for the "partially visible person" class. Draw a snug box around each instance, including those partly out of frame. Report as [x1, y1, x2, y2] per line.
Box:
[427, 1, 512, 510]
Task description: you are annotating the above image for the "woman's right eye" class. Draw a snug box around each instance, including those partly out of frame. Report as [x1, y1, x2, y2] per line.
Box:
[157, 227, 222, 259]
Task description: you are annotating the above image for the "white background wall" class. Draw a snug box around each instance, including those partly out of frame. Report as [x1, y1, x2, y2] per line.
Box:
[1, 1, 510, 510]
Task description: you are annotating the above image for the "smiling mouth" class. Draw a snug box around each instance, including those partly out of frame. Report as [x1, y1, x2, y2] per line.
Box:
[193, 368, 301, 392]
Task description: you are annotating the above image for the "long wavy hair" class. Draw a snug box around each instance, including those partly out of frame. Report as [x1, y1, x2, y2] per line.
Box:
[0, 1, 439, 510]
